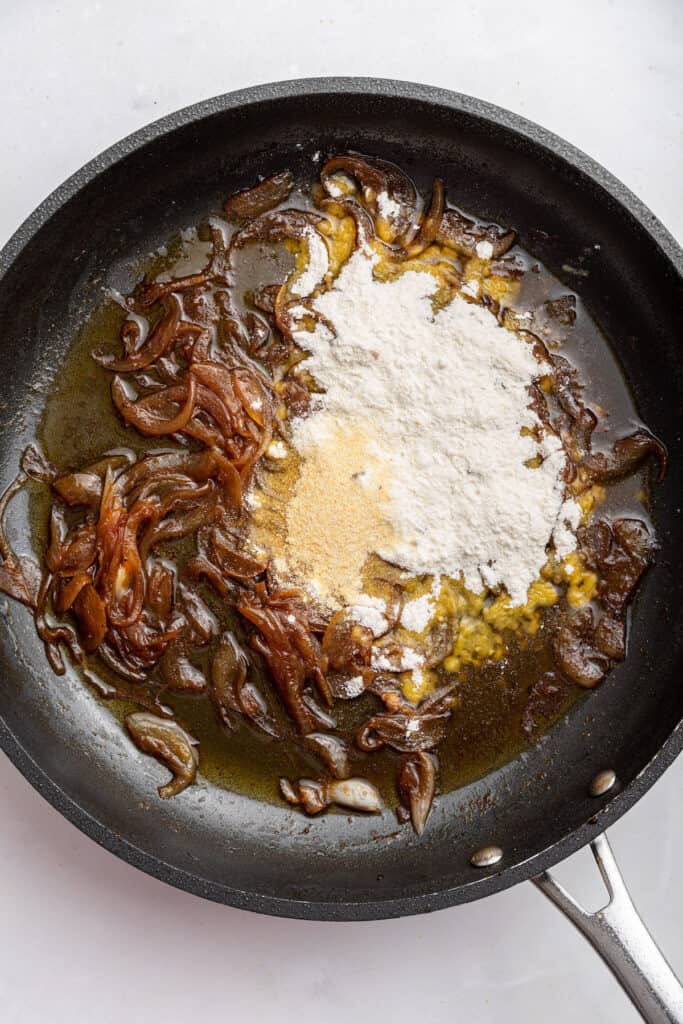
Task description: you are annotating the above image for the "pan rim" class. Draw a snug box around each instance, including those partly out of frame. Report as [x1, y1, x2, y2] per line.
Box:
[1, 76, 681, 920]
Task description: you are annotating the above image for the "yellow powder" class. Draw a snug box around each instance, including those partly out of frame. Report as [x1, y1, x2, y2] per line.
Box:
[282, 420, 397, 608]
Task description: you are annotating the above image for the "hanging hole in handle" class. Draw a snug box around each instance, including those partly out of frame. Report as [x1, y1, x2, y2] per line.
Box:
[541, 839, 614, 914]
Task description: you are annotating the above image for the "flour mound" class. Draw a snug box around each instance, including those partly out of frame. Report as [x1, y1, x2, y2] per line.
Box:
[291, 251, 579, 606]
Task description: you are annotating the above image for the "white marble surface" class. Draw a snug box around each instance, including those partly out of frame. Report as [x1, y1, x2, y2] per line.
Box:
[0, 2, 681, 1021]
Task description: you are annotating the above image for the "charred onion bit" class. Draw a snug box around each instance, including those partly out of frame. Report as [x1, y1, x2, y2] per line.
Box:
[125, 712, 198, 798]
[223, 171, 294, 220]
[238, 584, 332, 734]
[398, 751, 438, 835]
[356, 685, 457, 753]
[211, 632, 280, 738]
[279, 776, 383, 815]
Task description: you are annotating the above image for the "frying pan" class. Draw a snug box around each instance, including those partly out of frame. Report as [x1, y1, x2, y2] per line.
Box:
[0, 79, 681, 1022]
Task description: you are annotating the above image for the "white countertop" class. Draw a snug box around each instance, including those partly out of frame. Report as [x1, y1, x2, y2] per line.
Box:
[1, 2, 681, 1021]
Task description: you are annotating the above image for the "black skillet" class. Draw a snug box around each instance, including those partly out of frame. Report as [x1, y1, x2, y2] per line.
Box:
[1, 79, 682, 1021]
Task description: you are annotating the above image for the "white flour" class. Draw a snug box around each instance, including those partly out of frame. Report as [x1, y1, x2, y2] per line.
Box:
[290, 249, 579, 606]
[376, 190, 402, 223]
[346, 600, 388, 637]
[400, 578, 442, 633]
[291, 228, 329, 297]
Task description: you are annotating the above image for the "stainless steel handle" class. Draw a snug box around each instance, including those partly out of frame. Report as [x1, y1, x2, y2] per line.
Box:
[533, 833, 683, 1023]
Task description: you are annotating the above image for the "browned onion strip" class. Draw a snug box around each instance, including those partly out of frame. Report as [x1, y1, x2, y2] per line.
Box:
[582, 430, 667, 483]
[232, 369, 268, 429]
[160, 644, 207, 694]
[46, 516, 97, 578]
[0, 471, 26, 561]
[139, 489, 219, 562]
[356, 686, 456, 753]
[0, 469, 44, 609]
[83, 666, 173, 716]
[125, 712, 199, 798]
[189, 362, 246, 424]
[55, 571, 91, 612]
[0, 556, 42, 608]
[53, 471, 103, 507]
[135, 273, 208, 310]
[238, 585, 332, 734]
[94, 296, 182, 371]
[403, 178, 445, 257]
[320, 154, 417, 243]
[223, 171, 294, 221]
[21, 445, 57, 484]
[35, 574, 84, 674]
[319, 195, 376, 253]
[211, 632, 280, 738]
[111, 374, 198, 436]
[73, 584, 107, 652]
[229, 209, 326, 259]
[398, 752, 437, 835]
[436, 208, 516, 259]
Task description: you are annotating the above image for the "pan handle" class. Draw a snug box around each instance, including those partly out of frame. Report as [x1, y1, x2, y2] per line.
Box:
[533, 833, 683, 1023]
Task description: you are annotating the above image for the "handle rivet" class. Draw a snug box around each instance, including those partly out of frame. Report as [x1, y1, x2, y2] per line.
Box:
[589, 768, 617, 797]
[470, 845, 503, 868]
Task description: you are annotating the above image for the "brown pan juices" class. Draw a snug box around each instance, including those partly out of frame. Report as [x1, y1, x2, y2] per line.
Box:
[0, 155, 665, 834]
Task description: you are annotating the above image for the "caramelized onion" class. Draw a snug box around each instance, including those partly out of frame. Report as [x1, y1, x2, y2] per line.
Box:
[403, 178, 445, 257]
[160, 644, 207, 694]
[552, 607, 608, 688]
[279, 775, 383, 815]
[112, 374, 198, 435]
[582, 430, 667, 483]
[211, 632, 280, 737]
[321, 154, 417, 243]
[125, 712, 199, 798]
[223, 171, 294, 220]
[304, 733, 349, 779]
[231, 209, 325, 253]
[238, 585, 332, 734]
[357, 686, 456, 753]
[398, 752, 437, 834]
[94, 297, 182, 371]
